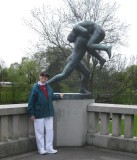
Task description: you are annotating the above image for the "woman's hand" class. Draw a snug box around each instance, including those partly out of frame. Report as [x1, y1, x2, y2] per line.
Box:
[30, 115, 35, 121]
[60, 93, 64, 99]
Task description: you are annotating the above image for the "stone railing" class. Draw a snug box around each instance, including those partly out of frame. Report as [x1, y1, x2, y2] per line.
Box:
[1, 100, 137, 158]
[0, 104, 36, 158]
[0, 94, 93, 158]
[87, 103, 137, 153]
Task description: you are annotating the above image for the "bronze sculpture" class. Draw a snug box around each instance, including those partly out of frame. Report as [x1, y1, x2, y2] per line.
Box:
[47, 20, 112, 93]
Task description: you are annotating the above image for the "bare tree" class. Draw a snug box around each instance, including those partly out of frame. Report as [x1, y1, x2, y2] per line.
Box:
[28, 0, 128, 52]
[27, 5, 70, 56]
[61, 0, 129, 47]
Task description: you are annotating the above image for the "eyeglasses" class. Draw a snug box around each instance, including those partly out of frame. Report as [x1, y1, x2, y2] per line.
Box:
[40, 74, 49, 77]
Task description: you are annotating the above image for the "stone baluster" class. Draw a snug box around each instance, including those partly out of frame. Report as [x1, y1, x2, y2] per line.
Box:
[88, 112, 99, 134]
[8, 115, 13, 139]
[19, 114, 29, 138]
[12, 115, 20, 139]
[112, 113, 121, 136]
[100, 113, 109, 135]
[124, 114, 134, 138]
[8, 115, 20, 140]
[0, 117, 1, 141]
[0, 116, 9, 141]
[29, 119, 35, 136]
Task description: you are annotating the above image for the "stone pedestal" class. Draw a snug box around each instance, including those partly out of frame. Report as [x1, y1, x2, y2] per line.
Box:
[53, 93, 94, 146]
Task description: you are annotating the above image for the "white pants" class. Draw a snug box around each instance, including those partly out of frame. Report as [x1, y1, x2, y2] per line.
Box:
[34, 117, 54, 151]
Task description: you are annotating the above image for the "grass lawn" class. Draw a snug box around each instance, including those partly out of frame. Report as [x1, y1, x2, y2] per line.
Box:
[109, 115, 137, 136]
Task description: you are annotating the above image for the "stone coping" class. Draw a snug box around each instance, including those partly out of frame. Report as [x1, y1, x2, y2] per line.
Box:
[0, 94, 94, 116]
[88, 103, 137, 114]
[1, 102, 137, 116]
[0, 104, 27, 116]
[0, 103, 27, 108]
[55, 93, 94, 99]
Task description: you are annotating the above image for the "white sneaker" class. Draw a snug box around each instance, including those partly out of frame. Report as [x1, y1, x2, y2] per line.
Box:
[46, 148, 58, 154]
[38, 149, 47, 155]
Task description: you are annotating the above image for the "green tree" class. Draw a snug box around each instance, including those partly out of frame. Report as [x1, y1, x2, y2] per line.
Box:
[33, 51, 48, 72]
[7, 57, 39, 85]
[126, 65, 137, 90]
[19, 57, 39, 84]
[0, 60, 8, 82]
[7, 62, 20, 83]
[92, 54, 128, 103]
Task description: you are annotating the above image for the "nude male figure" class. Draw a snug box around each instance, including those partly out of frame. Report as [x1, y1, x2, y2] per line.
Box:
[47, 21, 112, 93]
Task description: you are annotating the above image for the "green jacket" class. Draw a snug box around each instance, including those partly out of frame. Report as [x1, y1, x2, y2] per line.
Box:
[28, 83, 61, 119]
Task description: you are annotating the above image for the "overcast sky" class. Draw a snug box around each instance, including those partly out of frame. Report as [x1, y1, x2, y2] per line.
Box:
[114, 0, 137, 60]
[0, 0, 137, 67]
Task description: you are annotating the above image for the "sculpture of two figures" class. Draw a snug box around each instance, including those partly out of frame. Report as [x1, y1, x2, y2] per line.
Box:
[47, 20, 112, 94]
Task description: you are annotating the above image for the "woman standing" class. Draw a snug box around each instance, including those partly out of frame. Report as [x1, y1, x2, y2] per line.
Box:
[28, 71, 64, 155]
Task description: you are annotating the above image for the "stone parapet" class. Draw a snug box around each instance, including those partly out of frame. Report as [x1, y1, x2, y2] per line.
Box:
[0, 104, 36, 158]
[87, 103, 137, 153]
[53, 98, 94, 146]
[0, 93, 94, 158]
[1, 100, 137, 157]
